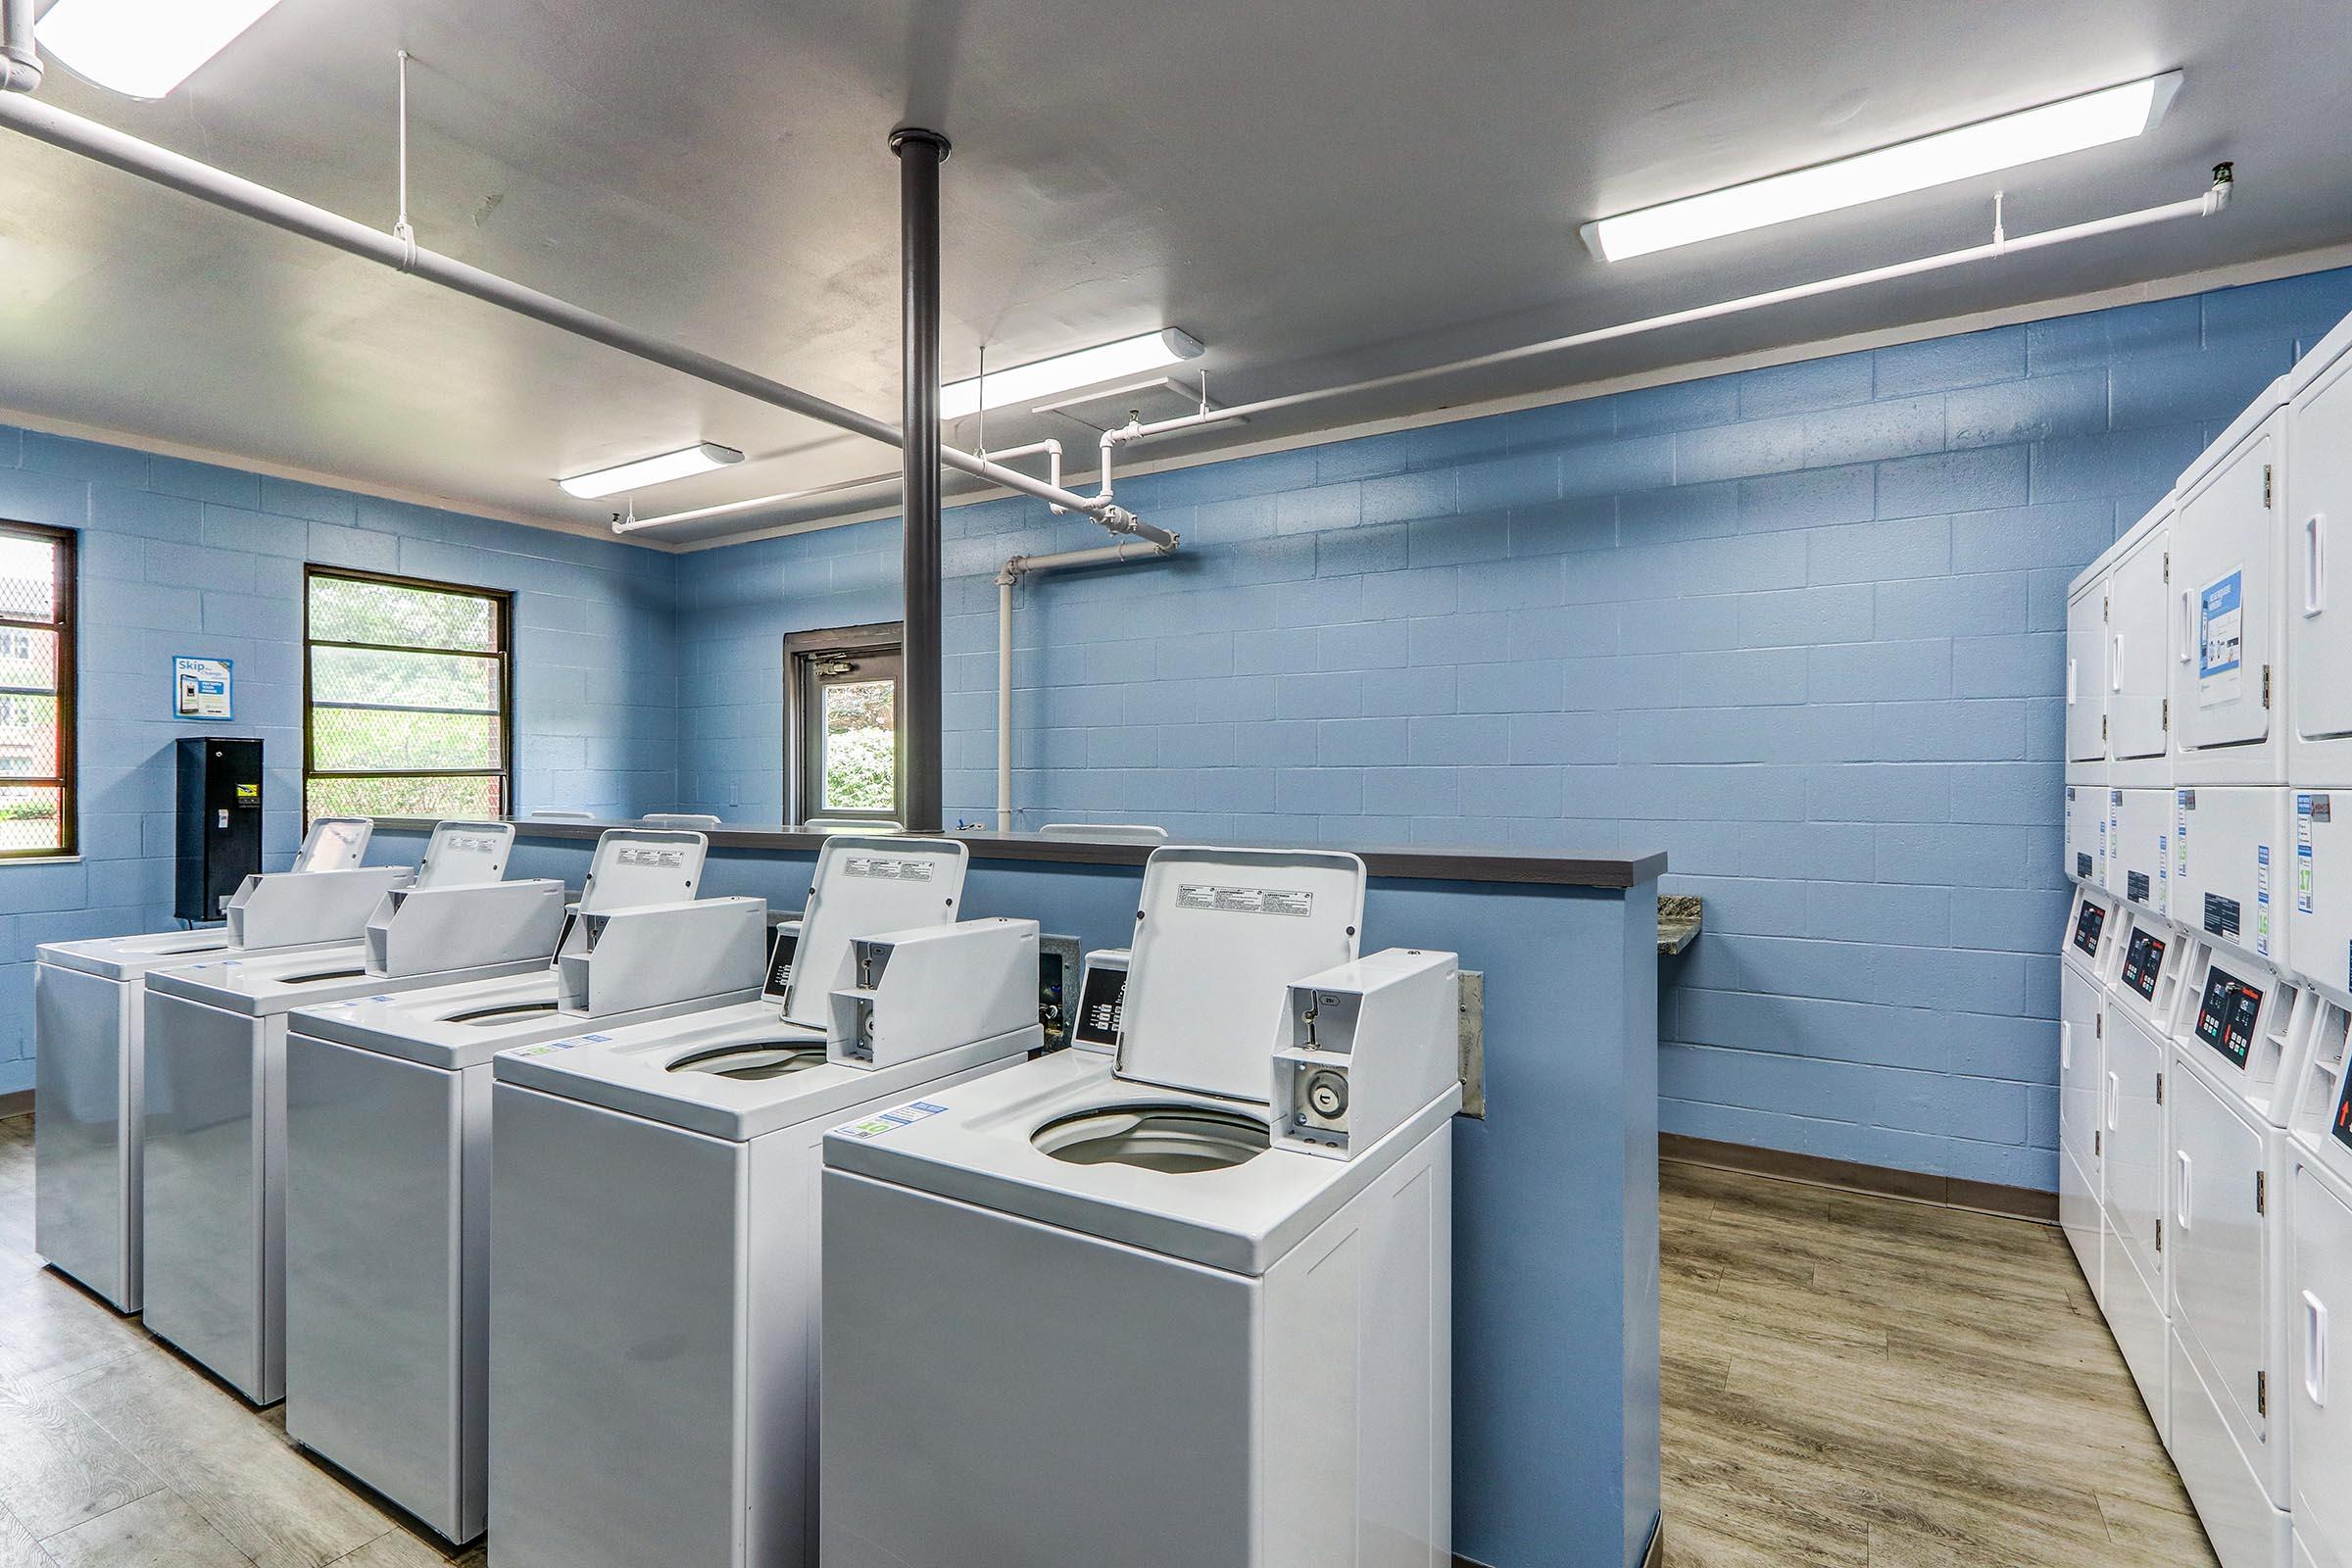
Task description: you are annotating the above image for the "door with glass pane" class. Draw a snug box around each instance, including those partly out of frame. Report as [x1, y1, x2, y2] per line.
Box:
[789, 628, 902, 826]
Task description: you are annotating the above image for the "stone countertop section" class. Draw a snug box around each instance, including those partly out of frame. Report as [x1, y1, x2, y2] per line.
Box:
[1658, 895, 1703, 956]
[369, 818, 1668, 891]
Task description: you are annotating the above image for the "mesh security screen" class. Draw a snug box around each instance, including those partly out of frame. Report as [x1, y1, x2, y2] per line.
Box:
[305, 569, 510, 824]
[0, 525, 72, 858]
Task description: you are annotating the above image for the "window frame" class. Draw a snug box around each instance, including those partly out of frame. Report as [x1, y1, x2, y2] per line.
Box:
[301, 564, 514, 825]
[0, 518, 75, 861]
[784, 621, 905, 827]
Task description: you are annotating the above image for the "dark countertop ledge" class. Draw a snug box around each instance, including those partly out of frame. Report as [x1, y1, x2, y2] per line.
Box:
[369, 817, 1669, 891]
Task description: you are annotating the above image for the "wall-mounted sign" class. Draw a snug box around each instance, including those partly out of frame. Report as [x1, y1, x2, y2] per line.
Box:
[172, 656, 234, 720]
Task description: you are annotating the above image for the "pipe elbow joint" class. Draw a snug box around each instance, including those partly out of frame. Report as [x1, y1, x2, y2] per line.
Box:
[0, 54, 41, 94]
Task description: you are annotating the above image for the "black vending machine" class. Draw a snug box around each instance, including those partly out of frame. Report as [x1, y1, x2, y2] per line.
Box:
[175, 737, 264, 922]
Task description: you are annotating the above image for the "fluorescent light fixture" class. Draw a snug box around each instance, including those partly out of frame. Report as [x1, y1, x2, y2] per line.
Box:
[36, 0, 290, 99]
[941, 328, 1204, 421]
[1582, 72, 2182, 262]
[559, 443, 744, 500]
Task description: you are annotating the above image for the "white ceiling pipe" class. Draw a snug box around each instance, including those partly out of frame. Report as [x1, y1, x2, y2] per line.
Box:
[993, 536, 1176, 831]
[1, 0, 42, 92]
[0, 91, 1145, 530]
[612, 438, 1068, 534]
[1088, 170, 2235, 494]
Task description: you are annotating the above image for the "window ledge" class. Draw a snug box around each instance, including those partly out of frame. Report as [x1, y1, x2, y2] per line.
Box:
[0, 855, 82, 868]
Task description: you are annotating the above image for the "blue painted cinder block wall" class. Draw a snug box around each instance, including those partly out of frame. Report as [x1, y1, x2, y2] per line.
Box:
[0, 434, 680, 1094]
[675, 265, 2352, 1191]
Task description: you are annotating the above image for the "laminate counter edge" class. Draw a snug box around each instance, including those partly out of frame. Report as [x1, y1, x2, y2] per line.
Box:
[371, 818, 1669, 890]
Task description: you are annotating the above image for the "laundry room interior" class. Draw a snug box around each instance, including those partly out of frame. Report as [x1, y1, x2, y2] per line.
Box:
[0, 3, 2348, 1567]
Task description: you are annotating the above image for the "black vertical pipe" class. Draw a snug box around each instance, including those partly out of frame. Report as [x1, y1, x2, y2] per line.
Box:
[892, 126, 949, 833]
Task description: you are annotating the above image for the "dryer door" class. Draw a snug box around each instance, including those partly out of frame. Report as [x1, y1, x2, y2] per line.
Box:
[2290, 345, 2352, 745]
[2174, 413, 2281, 755]
[2113, 526, 2172, 760]
[2171, 1062, 2272, 1447]
[2291, 1166, 2352, 1550]
[2069, 580, 2110, 763]
[2060, 965, 2103, 1175]
[2108, 1011, 2168, 1294]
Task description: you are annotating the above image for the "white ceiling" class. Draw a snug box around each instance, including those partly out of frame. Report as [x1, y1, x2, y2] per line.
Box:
[0, 0, 2346, 546]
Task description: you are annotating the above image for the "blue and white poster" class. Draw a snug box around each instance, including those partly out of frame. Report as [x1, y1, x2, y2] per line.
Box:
[172, 655, 233, 720]
[2198, 569, 2243, 708]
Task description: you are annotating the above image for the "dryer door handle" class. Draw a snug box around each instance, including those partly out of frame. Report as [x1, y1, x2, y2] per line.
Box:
[2176, 1150, 2193, 1230]
[2307, 514, 2327, 619]
[2107, 1071, 2121, 1132]
[2060, 1020, 2072, 1071]
[2180, 588, 2194, 663]
[2308, 1291, 2330, 1408]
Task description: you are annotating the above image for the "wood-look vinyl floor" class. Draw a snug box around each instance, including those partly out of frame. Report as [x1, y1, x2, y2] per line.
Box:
[0, 1114, 2217, 1566]
[1660, 1158, 2219, 1568]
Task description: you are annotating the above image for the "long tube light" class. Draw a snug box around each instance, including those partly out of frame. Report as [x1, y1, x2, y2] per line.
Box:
[36, 0, 287, 99]
[1582, 72, 2183, 263]
[942, 328, 1203, 421]
[559, 442, 743, 499]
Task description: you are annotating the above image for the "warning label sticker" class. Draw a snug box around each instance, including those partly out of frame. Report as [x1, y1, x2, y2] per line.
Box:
[1176, 883, 1314, 916]
[615, 848, 686, 868]
[2198, 569, 2244, 708]
[830, 1101, 951, 1140]
[2300, 794, 2322, 916]
[843, 857, 936, 883]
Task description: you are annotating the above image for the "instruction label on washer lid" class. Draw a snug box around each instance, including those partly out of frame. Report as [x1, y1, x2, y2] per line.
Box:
[615, 848, 686, 868]
[831, 1100, 951, 1140]
[2198, 568, 2244, 707]
[842, 857, 935, 882]
[1176, 883, 1314, 916]
[506, 1033, 612, 1057]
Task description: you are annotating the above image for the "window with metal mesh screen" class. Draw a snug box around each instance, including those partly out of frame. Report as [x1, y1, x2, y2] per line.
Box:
[304, 567, 511, 825]
[0, 523, 74, 858]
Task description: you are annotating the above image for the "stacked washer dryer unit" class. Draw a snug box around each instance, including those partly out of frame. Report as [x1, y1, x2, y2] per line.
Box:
[2279, 307, 2352, 1568]
[276, 829, 768, 1545]
[2093, 494, 2189, 1435]
[2062, 518, 2119, 1295]
[31, 816, 379, 1312]
[484, 836, 1043, 1568]
[137, 822, 565, 1405]
[2163, 375, 2308, 1568]
[819, 846, 1462, 1568]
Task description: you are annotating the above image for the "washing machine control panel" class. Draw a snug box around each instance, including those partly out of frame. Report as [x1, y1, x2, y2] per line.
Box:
[2072, 900, 2107, 959]
[2336, 1069, 2352, 1152]
[2192, 965, 2264, 1068]
[2121, 929, 2167, 1003]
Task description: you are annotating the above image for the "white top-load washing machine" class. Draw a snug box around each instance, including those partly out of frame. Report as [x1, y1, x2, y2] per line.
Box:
[819, 846, 1463, 1568]
[137, 822, 564, 1404]
[2281, 981, 2352, 1568]
[32, 815, 387, 1313]
[274, 829, 765, 1544]
[482, 835, 1043, 1568]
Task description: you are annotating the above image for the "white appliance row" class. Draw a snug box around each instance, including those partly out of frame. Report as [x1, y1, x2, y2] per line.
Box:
[36, 828, 1466, 1568]
[2061, 303, 2352, 1568]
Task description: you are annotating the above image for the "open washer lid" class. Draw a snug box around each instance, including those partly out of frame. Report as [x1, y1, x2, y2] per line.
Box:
[782, 836, 968, 1028]
[1114, 846, 1365, 1103]
[576, 829, 708, 912]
